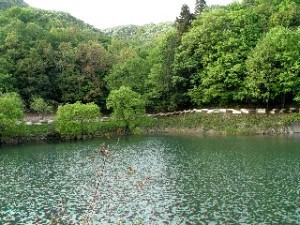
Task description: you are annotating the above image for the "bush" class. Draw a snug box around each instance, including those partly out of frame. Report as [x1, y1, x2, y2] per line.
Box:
[0, 93, 24, 140]
[55, 102, 100, 136]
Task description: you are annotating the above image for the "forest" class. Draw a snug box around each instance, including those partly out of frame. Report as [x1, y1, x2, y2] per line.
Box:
[1, 0, 300, 114]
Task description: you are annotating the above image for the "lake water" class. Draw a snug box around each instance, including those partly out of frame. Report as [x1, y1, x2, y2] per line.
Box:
[0, 135, 300, 224]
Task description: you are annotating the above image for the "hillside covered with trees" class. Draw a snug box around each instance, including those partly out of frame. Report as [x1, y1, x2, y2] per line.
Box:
[0, 0, 27, 11]
[1, 0, 300, 114]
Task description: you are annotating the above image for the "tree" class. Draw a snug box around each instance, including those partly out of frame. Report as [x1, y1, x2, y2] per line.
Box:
[55, 102, 100, 136]
[245, 26, 300, 107]
[57, 41, 112, 105]
[195, 0, 207, 15]
[146, 30, 179, 111]
[269, 1, 300, 28]
[0, 73, 15, 94]
[242, 0, 255, 5]
[106, 86, 145, 130]
[105, 55, 151, 94]
[0, 93, 23, 141]
[15, 48, 50, 103]
[174, 5, 266, 106]
[13, 40, 58, 104]
[176, 4, 194, 35]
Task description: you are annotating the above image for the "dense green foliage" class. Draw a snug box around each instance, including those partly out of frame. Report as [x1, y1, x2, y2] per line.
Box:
[245, 27, 300, 107]
[30, 96, 53, 117]
[104, 22, 175, 43]
[104, 0, 300, 111]
[0, 3, 110, 107]
[174, 0, 300, 108]
[0, 93, 24, 140]
[1, 0, 300, 120]
[55, 102, 100, 136]
[106, 86, 146, 130]
[0, 0, 27, 11]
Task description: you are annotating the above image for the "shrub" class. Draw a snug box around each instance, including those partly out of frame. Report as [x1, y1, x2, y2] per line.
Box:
[0, 93, 24, 139]
[55, 102, 100, 136]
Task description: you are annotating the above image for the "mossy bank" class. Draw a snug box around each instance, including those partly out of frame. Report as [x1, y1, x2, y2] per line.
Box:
[2, 112, 300, 146]
[145, 113, 300, 136]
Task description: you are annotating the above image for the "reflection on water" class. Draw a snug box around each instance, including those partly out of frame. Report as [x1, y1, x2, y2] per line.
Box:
[0, 135, 300, 224]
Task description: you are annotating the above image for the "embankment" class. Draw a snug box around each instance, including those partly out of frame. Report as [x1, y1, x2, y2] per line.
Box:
[1, 110, 300, 146]
[145, 111, 300, 136]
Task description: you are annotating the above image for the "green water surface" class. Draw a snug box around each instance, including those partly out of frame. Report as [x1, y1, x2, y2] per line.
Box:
[0, 135, 300, 224]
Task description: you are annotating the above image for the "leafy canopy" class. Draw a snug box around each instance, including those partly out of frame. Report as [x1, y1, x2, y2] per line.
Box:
[106, 86, 145, 128]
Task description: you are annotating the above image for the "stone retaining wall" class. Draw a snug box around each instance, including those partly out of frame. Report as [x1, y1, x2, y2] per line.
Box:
[287, 121, 300, 133]
[150, 108, 300, 117]
[24, 114, 54, 126]
[24, 108, 300, 132]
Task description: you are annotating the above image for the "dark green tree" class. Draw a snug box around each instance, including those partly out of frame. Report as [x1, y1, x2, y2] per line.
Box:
[195, 0, 207, 15]
[57, 41, 112, 105]
[176, 4, 194, 35]
[242, 0, 255, 5]
[0, 0, 28, 11]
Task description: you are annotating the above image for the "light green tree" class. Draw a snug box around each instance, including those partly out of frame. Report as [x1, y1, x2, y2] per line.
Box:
[105, 56, 151, 94]
[245, 26, 300, 107]
[0, 93, 24, 141]
[55, 102, 100, 136]
[174, 5, 265, 106]
[106, 86, 145, 130]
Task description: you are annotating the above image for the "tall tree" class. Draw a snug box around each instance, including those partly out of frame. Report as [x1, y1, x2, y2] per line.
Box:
[146, 30, 179, 111]
[106, 86, 145, 130]
[174, 5, 265, 106]
[242, 0, 255, 5]
[245, 27, 300, 107]
[176, 4, 194, 35]
[195, 0, 207, 15]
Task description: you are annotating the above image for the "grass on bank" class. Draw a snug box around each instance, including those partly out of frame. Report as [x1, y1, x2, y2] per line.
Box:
[143, 112, 300, 135]
[1, 112, 300, 145]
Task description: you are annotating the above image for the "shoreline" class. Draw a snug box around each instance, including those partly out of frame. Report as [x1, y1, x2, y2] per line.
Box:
[1, 113, 300, 147]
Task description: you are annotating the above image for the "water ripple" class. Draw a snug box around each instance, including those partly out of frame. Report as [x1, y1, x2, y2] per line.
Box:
[0, 135, 300, 224]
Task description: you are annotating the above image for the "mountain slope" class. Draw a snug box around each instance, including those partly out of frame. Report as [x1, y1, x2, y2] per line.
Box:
[104, 22, 175, 42]
[0, 0, 28, 11]
[0, 5, 111, 104]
